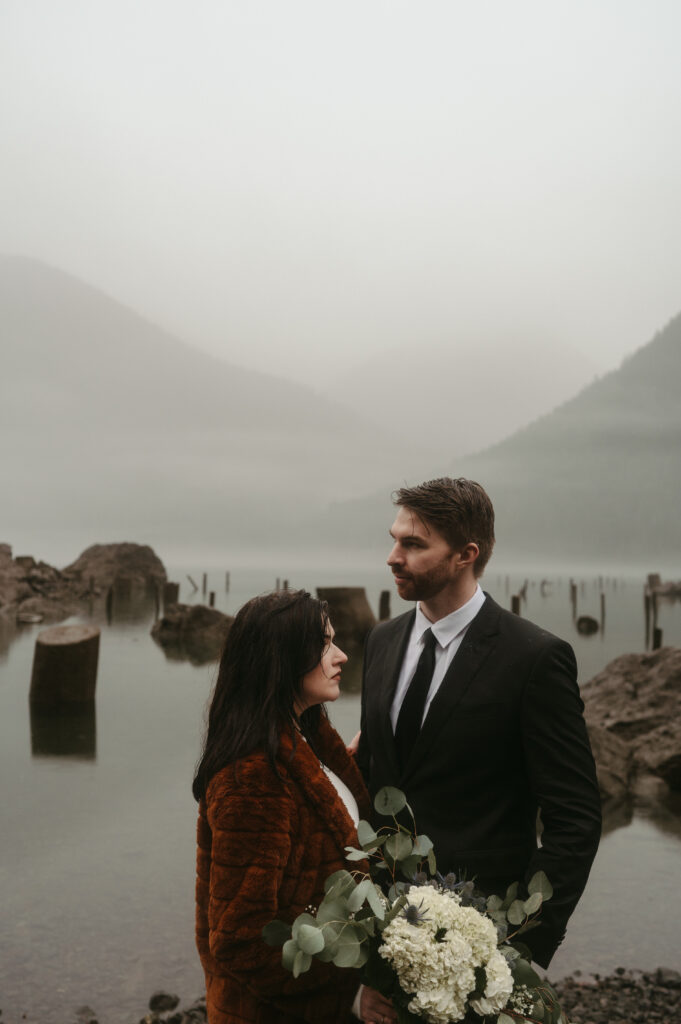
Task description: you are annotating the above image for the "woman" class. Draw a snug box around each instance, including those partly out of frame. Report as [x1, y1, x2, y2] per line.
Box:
[193, 589, 396, 1024]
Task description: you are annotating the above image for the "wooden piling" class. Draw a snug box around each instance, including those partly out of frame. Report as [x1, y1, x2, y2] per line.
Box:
[163, 581, 180, 607]
[511, 595, 521, 616]
[652, 626, 663, 650]
[600, 592, 606, 631]
[202, 573, 207, 595]
[283, 579, 289, 591]
[209, 591, 215, 608]
[187, 575, 198, 592]
[30, 625, 100, 709]
[225, 572, 231, 591]
[379, 590, 391, 621]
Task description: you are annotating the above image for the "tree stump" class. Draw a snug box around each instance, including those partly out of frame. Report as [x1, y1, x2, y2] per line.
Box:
[29, 624, 100, 708]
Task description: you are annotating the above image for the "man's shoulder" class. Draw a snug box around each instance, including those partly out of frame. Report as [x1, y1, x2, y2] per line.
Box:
[481, 593, 573, 652]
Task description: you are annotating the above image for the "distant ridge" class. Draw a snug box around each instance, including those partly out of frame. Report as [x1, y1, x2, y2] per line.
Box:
[321, 312, 681, 568]
[0, 255, 421, 555]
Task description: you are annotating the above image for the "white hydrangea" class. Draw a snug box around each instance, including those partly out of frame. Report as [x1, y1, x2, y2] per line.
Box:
[378, 887, 513, 1024]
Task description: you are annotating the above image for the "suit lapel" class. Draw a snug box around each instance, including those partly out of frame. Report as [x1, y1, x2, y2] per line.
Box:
[403, 594, 501, 775]
[374, 611, 414, 781]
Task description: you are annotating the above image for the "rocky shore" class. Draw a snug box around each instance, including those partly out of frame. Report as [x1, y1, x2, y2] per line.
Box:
[123, 970, 681, 1024]
[552, 967, 681, 1024]
[0, 542, 167, 624]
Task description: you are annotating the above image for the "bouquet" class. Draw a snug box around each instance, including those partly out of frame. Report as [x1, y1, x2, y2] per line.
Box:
[264, 787, 569, 1024]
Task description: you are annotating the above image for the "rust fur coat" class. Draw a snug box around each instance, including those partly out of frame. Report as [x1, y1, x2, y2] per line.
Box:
[195, 715, 371, 1024]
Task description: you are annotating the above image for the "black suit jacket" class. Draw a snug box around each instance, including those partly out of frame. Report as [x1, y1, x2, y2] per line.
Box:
[356, 594, 601, 968]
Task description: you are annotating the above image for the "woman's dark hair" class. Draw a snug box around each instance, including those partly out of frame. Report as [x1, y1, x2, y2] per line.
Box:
[192, 589, 330, 802]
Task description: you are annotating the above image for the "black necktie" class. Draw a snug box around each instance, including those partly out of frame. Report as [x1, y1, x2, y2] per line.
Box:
[395, 628, 438, 767]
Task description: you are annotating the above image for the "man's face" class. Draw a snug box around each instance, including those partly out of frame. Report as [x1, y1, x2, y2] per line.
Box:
[387, 506, 462, 602]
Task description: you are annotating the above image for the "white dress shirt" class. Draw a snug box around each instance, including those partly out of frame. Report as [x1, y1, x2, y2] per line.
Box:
[390, 585, 486, 732]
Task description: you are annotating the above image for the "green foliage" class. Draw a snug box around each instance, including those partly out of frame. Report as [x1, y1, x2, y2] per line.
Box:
[528, 870, 553, 900]
[385, 832, 413, 861]
[265, 787, 569, 1024]
[507, 899, 526, 925]
[374, 786, 407, 816]
[295, 923, 325, 955]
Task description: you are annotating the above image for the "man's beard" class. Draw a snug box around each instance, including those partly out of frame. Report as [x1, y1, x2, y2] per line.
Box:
[394, 562, 455, 603]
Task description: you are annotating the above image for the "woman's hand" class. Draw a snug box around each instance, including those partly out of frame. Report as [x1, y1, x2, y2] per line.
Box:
[360, 985, 398, 1023]
[347, 730, 361, 755]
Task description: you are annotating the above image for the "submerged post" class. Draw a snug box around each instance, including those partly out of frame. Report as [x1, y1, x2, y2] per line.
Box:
[511, 595, 521, 616]
[29, 625, 100, 709]
[379, 590, 391, 621]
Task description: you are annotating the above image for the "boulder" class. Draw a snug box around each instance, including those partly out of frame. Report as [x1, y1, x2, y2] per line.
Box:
[586, 723, 634, 805]
[151, 603, 234, 665]
[583, 647, 681, 795]
[65, 542, 167, 589]
[0, 542, 168, 631]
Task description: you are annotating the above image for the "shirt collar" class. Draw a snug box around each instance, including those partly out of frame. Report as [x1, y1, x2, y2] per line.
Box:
[415, 584, 486, 648]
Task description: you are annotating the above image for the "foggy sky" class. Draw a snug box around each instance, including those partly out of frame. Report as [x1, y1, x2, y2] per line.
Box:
[3, 0, 681, 387]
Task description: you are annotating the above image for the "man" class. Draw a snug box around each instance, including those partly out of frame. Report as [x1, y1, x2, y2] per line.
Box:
[356, 477, 601, 969]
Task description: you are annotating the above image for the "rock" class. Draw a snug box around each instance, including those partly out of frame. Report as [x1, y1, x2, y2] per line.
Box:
[151, 603, 233, 665]
[65, 543, 167, 589]
[0, 541, 168, 631]
[577, 614, 599, 635]
[149, 992, 180, 1012]
[586, 724, 634, 805]
[75, 1006, 98, 1024]
[583, 647, 681, 794]
[654, 967, 681, 988]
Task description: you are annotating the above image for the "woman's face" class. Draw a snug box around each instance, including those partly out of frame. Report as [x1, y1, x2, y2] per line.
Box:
[295, 621, 348, 715]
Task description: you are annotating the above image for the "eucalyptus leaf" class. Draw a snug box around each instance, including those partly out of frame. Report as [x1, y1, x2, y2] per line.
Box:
[511, 957, 542, 988]
[523, 891, 543, 915]
[532, 999, 546, 1020]
[282, 938, 299, 971]
[374, 786, 407, 816]
[497, 1016, 515, 1024]
[501, 881, 518, 909]
[528, 870, 553, 900]
[324, 870, 355, 896]
[332, 933, 361, 968]
[316, 898, 348, 924]
[292, 913, 317, 938]
[366, 883, 386, 921]
[293, 949, 312, 977]
[296, 923, 325, 955]
[399, 854, 423, 878]
[411, 834, 434, 856]
[385, 833, 413, 861]
[506, 899, 526, 925]
[347, 879, 372, 913]
[487, 894, 503, 912]
[262, 920, 291, 946]
[355, 944, 369, 968]
[345, 848, 369, 861]
[427, 849, 437, 875]
[357, 820, 378, 846]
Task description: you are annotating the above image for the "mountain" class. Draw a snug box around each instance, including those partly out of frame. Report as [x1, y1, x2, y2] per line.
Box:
[0, 255, 424, 559]
[320, 313, 681, 570]
[336, 328, 603, 461]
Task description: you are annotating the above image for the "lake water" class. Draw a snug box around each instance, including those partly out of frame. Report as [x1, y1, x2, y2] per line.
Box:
[1, 564, 680, 1024]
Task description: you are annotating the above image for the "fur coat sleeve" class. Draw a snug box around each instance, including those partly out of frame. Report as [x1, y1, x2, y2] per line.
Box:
[196, 715, 371, 1024]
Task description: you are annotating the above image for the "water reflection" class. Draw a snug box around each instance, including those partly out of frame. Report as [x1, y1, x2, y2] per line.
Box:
[30, 704, 96, 760]
[100, 579, 159, 627]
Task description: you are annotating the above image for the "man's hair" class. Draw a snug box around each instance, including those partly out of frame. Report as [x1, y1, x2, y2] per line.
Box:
[393, 477, 495, 577]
